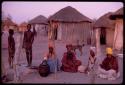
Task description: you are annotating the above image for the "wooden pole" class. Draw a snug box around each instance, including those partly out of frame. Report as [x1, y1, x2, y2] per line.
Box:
[95, 28, 101, 57]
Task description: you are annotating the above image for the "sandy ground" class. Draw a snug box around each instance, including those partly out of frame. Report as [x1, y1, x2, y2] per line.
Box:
[1, 32, 123, 84]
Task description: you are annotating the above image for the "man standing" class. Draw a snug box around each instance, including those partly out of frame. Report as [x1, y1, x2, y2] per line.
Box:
[22, 24, 35, 67]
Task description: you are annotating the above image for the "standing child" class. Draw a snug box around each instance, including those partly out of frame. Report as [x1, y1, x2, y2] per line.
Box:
[8, 29, 15, 68]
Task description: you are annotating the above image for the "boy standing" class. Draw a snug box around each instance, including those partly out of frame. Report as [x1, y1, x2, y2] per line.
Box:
[8, 29, 15, 68]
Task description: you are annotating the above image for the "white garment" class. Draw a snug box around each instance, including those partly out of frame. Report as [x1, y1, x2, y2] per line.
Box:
[97, 66, 120, 80]
[78, 65, 86, 73]
[88, 63, 95, 69]
[90, 47, 96, 53]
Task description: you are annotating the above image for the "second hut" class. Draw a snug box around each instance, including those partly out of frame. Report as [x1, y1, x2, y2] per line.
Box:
[48, 6, 93, 45]
[29, 15, 48, 36]
[94, 12, 115, 47]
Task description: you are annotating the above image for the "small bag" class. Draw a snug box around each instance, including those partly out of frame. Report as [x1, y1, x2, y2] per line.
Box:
[38, 60, 50, 77]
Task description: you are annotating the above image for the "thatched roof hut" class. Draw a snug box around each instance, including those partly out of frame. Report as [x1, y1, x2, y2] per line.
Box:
[2, 18, 17, 26]
[28, 15, 48, 36]
[29, 15, 48, 25]
[2, 18, 18, 31]
[48, 6, 93, 45]
[110, 7, 123, 20]
[94, 12, 115, 47]
[109, 7, 123, 51]
[19, 22, 28, 32]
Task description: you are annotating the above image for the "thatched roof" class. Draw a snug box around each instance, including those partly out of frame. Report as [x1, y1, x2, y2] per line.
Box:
[2, 18, 17, 26]
[19, 22, 28, 27]
[94, 12, 115, 29]
[48, 6, 92, 23]
[28, 15, 48, 25]
[110, 7, 123, 20]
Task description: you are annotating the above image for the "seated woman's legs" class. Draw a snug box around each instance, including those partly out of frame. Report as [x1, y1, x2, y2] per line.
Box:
[97, 66, 109, 78]
[47, 58, 59, 73]
[107, 69, 117, 80]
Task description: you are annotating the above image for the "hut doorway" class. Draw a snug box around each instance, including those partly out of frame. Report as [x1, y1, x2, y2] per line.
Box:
[54, 28, 58, 40]
[100, 28, 106, 45]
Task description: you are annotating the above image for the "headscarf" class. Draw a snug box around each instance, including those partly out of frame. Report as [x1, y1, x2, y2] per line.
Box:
[90, 47, 96, 53]
[106, 47, 113, 55]
[43, 57, 47, 60]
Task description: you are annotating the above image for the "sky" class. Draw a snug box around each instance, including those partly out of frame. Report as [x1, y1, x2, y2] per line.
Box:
[2, 2, 123, 24]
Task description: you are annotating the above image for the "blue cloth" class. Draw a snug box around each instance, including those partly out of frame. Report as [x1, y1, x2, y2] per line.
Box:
[47, 57, 59, 73]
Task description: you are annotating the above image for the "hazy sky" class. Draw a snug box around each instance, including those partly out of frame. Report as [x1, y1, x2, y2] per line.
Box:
[2, 2, 123, 24]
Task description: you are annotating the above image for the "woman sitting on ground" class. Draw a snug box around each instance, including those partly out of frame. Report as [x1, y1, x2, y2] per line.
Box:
[84, 47, 96, 74]
[61, 44, 82, 72]
[44, 46, 59, 73]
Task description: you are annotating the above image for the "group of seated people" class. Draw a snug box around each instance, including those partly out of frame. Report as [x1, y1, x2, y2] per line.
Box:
[43, 44, 120, 80]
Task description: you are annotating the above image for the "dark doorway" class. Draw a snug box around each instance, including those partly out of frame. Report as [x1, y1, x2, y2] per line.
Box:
[54, 28, 58, 40]
[100, 28, 106, 45]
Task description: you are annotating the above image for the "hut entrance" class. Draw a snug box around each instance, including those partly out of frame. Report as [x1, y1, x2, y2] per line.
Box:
[100, 28, 106, 45]
[54, 28, 58, 40]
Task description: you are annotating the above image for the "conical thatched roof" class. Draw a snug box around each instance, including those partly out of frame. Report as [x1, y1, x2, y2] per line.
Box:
[29, 15, 48, 24]
[2, 18, 17, 26]
[110, 7, 123, 20]
[48, 6, 92, 23]
[94, 12, 115, 29]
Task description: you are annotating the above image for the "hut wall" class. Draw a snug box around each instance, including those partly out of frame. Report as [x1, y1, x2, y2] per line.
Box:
[57, 22, 92, 45]
[19, 26, 27, 32]
[106, 28, 114, 47]
[91, 28, 96, 46]
[113, 19, 123, 50]
[31, 24, 47, 36]
[57, 23, 62, 40]
[7, 25, 18, 31]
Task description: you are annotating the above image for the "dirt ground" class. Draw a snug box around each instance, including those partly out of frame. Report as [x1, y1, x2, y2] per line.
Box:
[1, 32, 123, 84]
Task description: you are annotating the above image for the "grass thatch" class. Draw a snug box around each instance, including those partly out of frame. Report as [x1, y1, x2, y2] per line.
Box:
[94, 12, 115, 29]
[110, 7, 123, 20]
[48, 6, 92, 23]
[29, 15, 48, 25]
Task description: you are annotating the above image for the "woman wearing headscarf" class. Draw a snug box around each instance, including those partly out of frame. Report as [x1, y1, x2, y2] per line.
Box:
[84, 47, 97, 74]
[61, 44, 82, 72]
[44, 46, 59, 73]
[97, 48, 120, 80]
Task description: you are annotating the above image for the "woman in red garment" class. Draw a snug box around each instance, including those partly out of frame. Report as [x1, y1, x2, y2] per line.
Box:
[61, 44, 82, 72]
